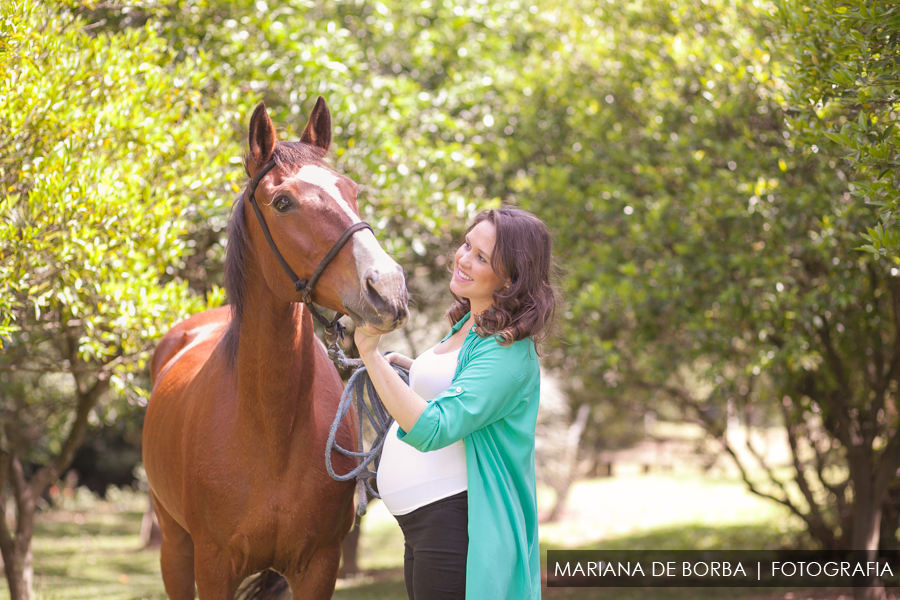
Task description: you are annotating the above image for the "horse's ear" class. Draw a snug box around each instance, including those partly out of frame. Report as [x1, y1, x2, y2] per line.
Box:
[300, 96, 331, 152]
[248, 102, 277, 169]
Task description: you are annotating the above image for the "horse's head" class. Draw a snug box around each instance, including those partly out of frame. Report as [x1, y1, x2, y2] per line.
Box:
[238, 98, 409, 332]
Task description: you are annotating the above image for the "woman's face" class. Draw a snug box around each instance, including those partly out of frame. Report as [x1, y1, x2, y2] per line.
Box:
[450, 220, 507, 315]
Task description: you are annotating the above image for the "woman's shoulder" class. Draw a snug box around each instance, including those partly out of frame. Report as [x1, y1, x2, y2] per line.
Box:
[469, 332, 539, 368]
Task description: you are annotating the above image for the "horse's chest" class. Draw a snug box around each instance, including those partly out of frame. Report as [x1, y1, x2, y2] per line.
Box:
[185, 431, 343, 531]
[188, 431, 319, 499]
[188, 471, 343, 572]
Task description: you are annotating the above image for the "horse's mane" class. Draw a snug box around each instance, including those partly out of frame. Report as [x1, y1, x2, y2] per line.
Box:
[222, 141, 329, 365]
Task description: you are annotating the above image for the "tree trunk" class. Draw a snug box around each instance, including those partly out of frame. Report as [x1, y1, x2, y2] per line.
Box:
[851, 501, 886, 600]
[140, 494, 162, 549]
[851, 458, 887, 600]
[0, 375, 108, 600]
[543, 404, 590, 523]
[1, 541, 34, 600]
[339, 512, 363, 577]
[0, 474, 36, 600]
[879, 479, 900, 551]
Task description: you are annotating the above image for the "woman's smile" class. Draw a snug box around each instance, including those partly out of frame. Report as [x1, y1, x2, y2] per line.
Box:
[448, 220, 507, 315]
[455, 268, 473, 282]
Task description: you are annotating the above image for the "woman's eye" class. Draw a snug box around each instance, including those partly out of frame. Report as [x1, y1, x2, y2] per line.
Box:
[273, 197, 292, 212]
[477, 254, 486, 262]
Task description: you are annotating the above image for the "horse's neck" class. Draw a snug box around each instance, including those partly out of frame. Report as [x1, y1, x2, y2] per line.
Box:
[234, 290, 315, 447]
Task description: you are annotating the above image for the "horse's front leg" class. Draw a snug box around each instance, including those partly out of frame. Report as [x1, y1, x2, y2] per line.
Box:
[286, 543, 343, 599]
[193, 537, 245, 600]
[153, 492, 197, 600]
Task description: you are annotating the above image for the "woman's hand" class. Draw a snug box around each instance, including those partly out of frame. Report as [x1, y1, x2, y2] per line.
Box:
[354, 324, 384, 359]
[352, 324, 427, 431]
[350, 326, 428, 432]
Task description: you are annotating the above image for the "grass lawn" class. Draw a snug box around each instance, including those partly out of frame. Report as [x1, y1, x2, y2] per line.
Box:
[0, 473, 883, 599]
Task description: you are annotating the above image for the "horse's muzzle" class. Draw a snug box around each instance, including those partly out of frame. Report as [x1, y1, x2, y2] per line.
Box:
[346, 264, 409, 331]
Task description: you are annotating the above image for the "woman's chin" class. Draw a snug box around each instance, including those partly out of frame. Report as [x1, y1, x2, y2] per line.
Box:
[449, 281, 469, 299]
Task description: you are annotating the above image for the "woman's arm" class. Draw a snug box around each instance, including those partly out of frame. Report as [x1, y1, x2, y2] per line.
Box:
[355, 326, 427, 432]
[397, 339, 537, 451]
[384, 351, 414, 370]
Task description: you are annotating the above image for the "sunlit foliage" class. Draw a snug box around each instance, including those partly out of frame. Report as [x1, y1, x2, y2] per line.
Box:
[778, 0, 900, 256]
[0, 2, 244, 596]
[475, 0, 900, 554]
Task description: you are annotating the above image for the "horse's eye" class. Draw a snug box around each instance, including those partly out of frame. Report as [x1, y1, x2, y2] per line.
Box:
[273, 196, 292, 212]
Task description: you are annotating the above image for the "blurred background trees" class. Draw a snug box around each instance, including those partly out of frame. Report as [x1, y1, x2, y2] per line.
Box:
[3, 0, 900, 598]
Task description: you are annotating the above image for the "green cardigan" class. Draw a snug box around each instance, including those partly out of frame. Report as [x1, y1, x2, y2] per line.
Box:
[397, 314, 542, 600]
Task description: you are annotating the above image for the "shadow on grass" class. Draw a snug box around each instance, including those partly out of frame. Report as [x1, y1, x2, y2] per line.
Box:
[333, 570, 408, 600]
[34, 511, 143, 539]
[577, 522, 808, 552]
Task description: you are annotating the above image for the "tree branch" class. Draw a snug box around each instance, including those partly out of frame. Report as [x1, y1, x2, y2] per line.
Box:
[29, 371, 110, 497]
[815, 321, 860, 447]
[743, 421, 793, 499]
[717, 433, 820, 537]
[873, 429, 900, 506]
[8, 456, 34, 542]
[818, 314, 852, 397]
[865, 266, 888, 430]
[812, 437, 849, 520]
[781, 402, 834, 544]
[881, 276, 900, 394]
[0, 453, 15, 556]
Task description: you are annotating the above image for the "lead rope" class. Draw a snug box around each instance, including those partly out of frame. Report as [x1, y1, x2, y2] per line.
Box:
[324, 339, 408, 516]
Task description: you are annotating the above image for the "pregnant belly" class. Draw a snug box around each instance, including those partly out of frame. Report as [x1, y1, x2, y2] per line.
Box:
[376, 422, 468, 516]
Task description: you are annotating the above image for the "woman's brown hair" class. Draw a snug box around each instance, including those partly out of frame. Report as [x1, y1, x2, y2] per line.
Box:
[446, 207, 559, 351]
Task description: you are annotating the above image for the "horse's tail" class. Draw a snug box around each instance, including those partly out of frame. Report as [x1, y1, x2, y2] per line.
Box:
[235, 570, 289, 600]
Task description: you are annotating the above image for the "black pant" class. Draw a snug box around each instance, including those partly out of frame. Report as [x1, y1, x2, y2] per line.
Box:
[394, 491, 468, 600]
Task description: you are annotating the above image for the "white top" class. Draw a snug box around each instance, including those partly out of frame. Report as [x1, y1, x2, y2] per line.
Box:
[377, 345, 467, 516]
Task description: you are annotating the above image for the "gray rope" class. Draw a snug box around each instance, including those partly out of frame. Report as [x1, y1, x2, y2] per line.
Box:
[325, 342, 408, 516]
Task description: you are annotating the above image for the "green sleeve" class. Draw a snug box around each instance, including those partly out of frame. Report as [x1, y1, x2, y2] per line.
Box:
[398, 338, 535, 451]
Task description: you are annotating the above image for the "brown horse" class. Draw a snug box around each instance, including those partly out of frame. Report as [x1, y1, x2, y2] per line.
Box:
[143, 98, 408, 599]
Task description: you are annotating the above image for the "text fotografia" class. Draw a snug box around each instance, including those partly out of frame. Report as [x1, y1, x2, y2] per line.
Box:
[554, 561, 893, 579]
[546, 550, 900, 588]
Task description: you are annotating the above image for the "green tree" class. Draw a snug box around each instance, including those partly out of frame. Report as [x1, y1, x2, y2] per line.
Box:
[0, 2, 245, 598]
[778, 0, 900, 256]
[462, 3, 899, 596]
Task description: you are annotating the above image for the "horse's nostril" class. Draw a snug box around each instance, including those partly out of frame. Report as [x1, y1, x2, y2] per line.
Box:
[363, 269, 389, 313]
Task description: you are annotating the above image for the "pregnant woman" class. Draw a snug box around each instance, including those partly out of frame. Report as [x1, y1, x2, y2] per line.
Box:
[354, 207, 557, 600]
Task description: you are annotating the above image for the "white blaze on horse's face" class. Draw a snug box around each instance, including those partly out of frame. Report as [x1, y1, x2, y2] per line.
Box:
[289, 165, 408, 328]
[295, 166, 356, 221]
